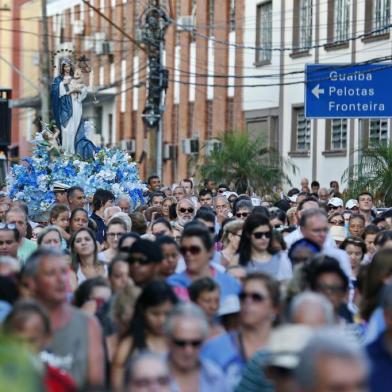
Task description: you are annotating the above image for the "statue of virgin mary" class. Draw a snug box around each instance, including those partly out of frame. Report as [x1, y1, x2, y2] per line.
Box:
[51, 58, 96, 160]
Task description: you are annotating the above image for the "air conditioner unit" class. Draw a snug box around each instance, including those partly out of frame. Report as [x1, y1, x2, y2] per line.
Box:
[94, 32, 106, 42]
[121, 139, 136, 153]
[182, 138, 199, 155]
[177, 16, 196, 32]
[204, 139, 221, 156]
[163, 144, 178, 160]
[73, 19, 84, 35]
[83, 35, 95, 51]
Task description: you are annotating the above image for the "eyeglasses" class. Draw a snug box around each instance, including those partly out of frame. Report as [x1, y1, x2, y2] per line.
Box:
[0, 223, 16, 230]
[179, 207, 194, 214]
[172, 339, 203, 348]
[345, 238, 364, 245]
[236, 212, 249, 218]
[132, 376, 171, 388]
[252, 231, 272, 239]
[239, 291, 267, 302]
[329, 220, 344, 226]
[328, 205, 340, 210]
[128, 256, 150, 265]
[180, 245, 202, 255]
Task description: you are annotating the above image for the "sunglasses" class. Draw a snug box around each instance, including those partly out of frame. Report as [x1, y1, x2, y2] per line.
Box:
[328, 205, 340, 210]
[252, 231, 272, 239]
[180, 245, 202, 255]
[128, 256, 151, 265]
[0, 223, 16, 230]
[239, 291, 267, 302]
[236, 212, 249, 218]
[179, 207, 194, 214]
[172, 339, 203, 348]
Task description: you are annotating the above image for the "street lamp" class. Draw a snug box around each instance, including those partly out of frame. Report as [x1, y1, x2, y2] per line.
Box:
[0, 151, 7, 188]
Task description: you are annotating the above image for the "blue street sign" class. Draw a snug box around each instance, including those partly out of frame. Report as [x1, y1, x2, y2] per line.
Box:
[305, 63, 392, 118]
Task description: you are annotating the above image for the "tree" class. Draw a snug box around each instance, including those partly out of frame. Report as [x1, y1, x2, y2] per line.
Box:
[197, 130, 296, 194]
[342, 142, 392, 205]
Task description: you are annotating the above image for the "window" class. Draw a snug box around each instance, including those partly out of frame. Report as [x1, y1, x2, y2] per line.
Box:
[374, 0, 391, 33]
[299, 0, 313, 49]
[334, 0, 350, 42]
[325, 119, 347, 151]
[365, 0, 390, 36]
[369, 119, 388, 145]
[256, 2, 272, 64]
[230, 0, 236, 32]
[292, 0, 313, 53]
[208, 0, 215, 36]
[292, 107, 311, 151]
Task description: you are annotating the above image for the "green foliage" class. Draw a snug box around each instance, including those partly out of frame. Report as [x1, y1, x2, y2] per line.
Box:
[343, 142, 392, 205]
[0, 335, 44, 392]
[198, 130, 296, 194]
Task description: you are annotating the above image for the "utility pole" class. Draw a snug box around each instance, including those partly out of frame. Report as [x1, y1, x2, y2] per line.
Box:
[41, 0, 51, 123]
[141, 0, 170, 178]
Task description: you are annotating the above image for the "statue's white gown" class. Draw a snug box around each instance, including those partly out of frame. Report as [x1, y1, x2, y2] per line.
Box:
[59, 80, 87, 155]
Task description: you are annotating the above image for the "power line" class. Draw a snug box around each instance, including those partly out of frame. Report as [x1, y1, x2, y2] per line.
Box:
[170, 14, 392, 52]
[166, 55, 392, 88]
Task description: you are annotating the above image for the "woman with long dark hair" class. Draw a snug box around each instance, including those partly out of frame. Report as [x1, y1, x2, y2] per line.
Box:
[237, 214, 292, 281]
[70, 227, 106, 285]
[111, 280, 178, 391]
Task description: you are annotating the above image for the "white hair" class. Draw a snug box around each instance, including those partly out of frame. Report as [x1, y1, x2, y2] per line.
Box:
[290, 291, 335, 325]
[109, 212, 132, 231]
[295, 329, 368, 391]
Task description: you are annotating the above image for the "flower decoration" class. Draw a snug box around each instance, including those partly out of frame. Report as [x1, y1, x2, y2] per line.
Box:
[7, 138, 145, 218]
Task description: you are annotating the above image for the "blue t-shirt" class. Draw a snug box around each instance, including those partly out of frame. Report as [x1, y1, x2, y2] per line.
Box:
[167, 267, 241, 304]
[201, 331, 245, 390]
[366, 332, 392, 392]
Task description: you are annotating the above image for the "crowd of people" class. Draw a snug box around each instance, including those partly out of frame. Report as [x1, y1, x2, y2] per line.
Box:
[0, 175, 392, 391]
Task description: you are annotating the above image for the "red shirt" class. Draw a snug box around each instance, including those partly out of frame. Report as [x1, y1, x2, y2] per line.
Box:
[44, 365, 77, 392]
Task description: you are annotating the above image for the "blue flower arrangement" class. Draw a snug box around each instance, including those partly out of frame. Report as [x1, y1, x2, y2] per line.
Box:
[8, 140, 145, 218]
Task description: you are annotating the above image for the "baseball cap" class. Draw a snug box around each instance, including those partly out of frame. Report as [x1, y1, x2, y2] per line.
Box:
[327, 197, 343, 207]
[263, 325, 314, 369]
[345, 199, 358, 210]
[127, 239, 163, 263]
[218, 295, 240, 316]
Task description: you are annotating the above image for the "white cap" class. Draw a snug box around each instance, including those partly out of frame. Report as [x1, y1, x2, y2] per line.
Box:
[218, 295, 240, 316]
[345, 199, 358, 210]
[264, 325, 314, 369]
[327, 197, 343, 207]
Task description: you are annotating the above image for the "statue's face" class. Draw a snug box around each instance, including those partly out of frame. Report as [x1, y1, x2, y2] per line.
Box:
[63, 64, 71, 74]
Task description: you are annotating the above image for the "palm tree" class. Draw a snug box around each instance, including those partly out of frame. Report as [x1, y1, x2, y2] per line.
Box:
[197, 130, 296, 194]
[343, 142, 392, 205]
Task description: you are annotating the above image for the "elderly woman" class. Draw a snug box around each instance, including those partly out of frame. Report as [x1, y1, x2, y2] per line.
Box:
[175, 198, 196, 228]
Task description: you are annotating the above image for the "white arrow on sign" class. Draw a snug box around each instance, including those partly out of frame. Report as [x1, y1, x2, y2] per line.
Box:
[312, 84, 325, 99]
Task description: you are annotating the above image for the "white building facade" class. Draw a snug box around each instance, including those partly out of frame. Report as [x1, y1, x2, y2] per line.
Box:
[243, 0, 392, 188]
